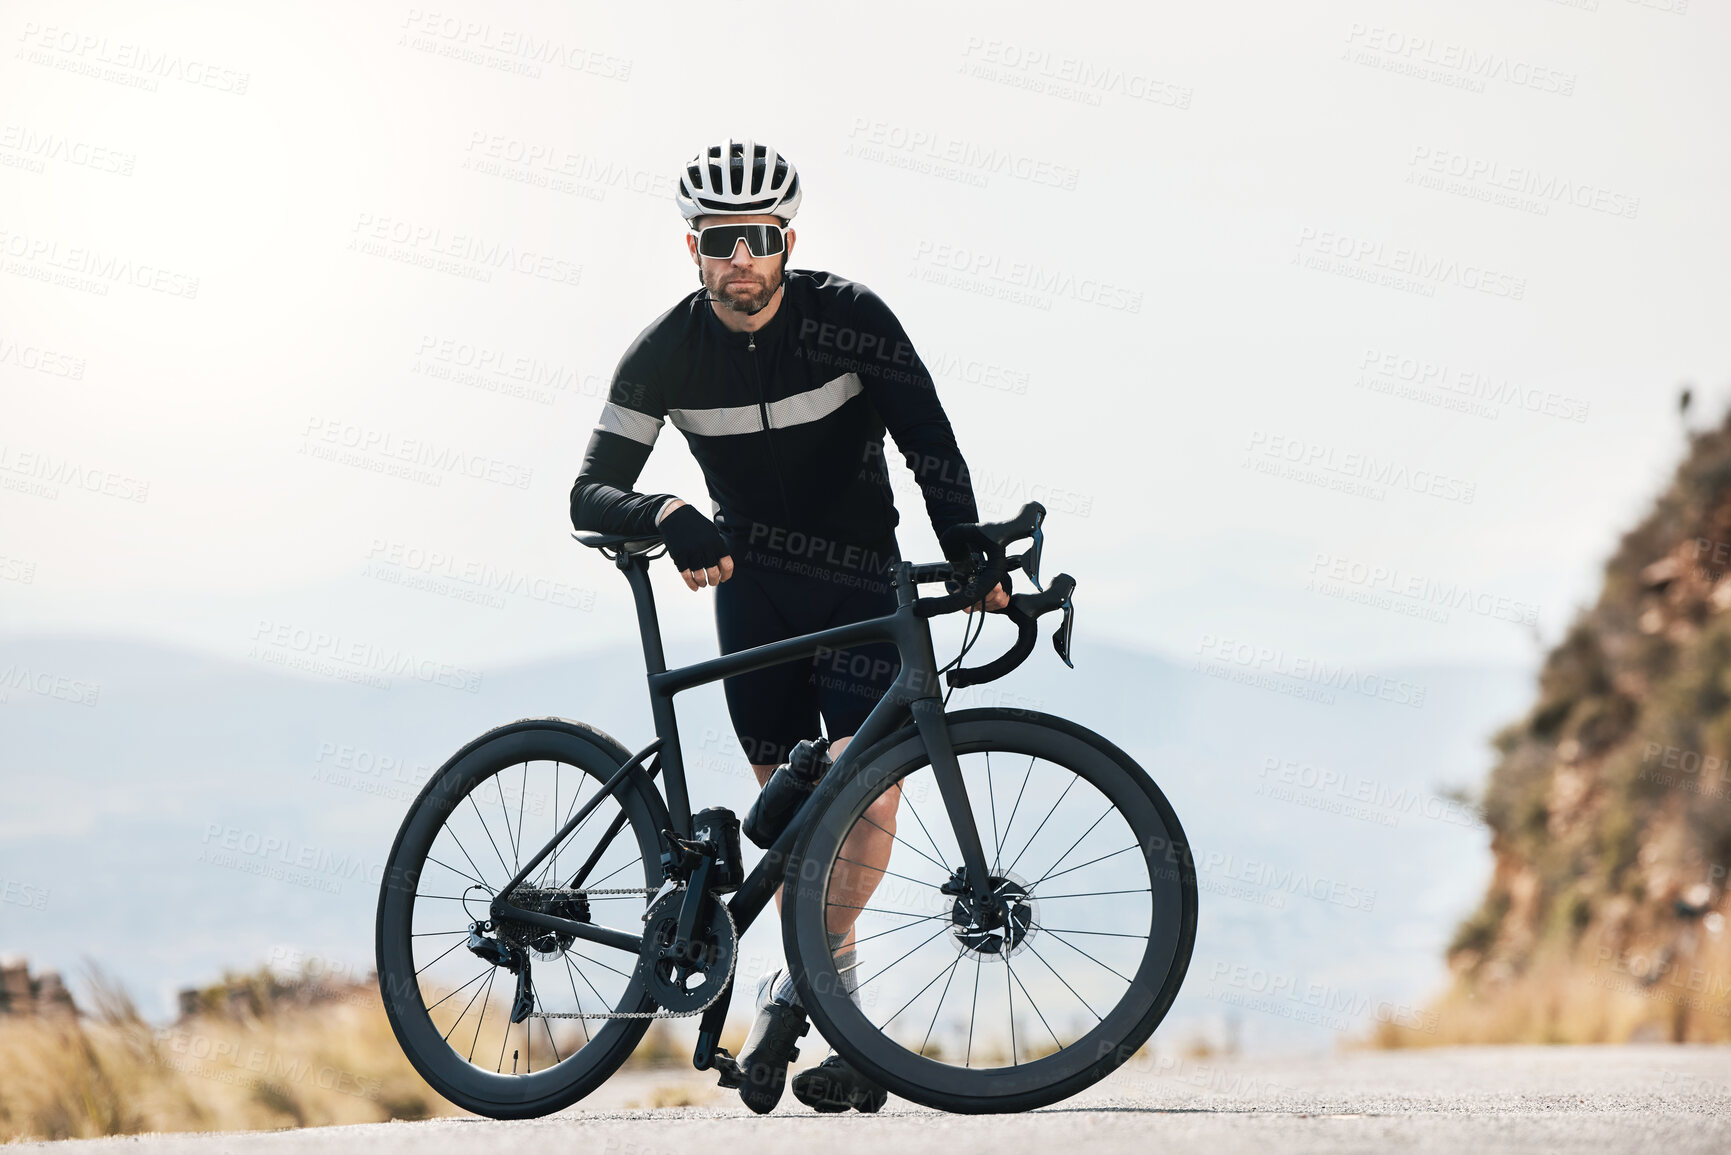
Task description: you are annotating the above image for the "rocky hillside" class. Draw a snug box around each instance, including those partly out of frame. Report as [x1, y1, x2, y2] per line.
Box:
[1385, 411, 1731, 1045]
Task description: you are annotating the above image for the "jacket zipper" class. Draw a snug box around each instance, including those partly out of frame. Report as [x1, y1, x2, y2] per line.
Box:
[748, 329, 794, 525]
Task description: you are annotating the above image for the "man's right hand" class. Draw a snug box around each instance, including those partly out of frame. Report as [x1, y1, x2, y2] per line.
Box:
[656, 499, 735, 591]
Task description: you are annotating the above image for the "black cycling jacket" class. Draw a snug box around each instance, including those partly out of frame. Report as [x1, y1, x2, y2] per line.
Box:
[570, 269, 978, 562]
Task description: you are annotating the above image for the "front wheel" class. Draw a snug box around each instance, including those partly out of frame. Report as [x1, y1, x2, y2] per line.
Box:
[784, 709, 1197, 1114]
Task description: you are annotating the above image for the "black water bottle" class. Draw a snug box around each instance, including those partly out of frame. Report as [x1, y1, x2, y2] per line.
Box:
[742, 738, 831, 849]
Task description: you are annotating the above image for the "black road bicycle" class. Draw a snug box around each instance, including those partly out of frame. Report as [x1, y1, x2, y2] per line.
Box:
[375, 502, 1197, 1115]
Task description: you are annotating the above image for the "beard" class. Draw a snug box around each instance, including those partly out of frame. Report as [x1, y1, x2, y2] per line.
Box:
[702, 254, 785, 315]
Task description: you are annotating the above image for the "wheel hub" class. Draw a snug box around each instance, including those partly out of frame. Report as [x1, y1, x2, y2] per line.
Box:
[949, 873, 1037, 959]
[496, 887, 592, 961]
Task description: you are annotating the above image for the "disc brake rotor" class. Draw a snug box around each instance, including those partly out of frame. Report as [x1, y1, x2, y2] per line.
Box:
[950, 873, 1038, 960]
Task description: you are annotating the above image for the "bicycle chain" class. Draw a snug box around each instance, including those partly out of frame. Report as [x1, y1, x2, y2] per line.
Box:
[528, 886, 738, 1021]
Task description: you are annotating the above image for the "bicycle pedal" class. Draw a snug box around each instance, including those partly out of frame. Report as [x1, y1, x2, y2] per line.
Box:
[709, 1048, 744, 1090]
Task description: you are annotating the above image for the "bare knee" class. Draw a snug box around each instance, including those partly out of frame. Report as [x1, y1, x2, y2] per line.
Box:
[863, 785, 900, 832]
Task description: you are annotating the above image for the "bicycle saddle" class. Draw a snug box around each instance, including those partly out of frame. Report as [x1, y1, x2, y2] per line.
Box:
[572, 530, 664, 554]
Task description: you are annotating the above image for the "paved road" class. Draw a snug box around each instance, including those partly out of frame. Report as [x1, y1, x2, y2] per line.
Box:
[16, 1046, 1731, 1154]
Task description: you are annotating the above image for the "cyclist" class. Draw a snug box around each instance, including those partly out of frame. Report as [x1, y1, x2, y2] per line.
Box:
[570, 138, 1005, 1114]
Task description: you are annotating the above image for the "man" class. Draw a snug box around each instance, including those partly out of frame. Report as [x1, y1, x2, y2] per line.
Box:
[570, 138, 1004, 1114]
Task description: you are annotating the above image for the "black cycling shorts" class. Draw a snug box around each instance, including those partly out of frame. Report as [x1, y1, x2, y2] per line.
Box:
[713, 535, 902, 766]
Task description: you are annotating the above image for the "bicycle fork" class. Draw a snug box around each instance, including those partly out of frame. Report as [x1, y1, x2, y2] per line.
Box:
[911, 698, 999, 913]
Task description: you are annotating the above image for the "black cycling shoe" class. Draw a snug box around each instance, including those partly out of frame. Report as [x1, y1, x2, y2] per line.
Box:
[791, 1053, 889, 1113]
[737, 969, 809, 1114]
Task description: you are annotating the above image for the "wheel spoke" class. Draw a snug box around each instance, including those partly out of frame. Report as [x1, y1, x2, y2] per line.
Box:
[1002, 772, 1078, 878]
[882, 952, 965, 1032]
[1026, 803, 1117, 892]
[965, 954, 982, 1067]
[1034, 844, 1140, 887]
[920, 954, 964, 1057]
[469, 794, 514, 880]
[424, 966, 491, 1014]
[516, 762, 529, 873]
[1036, 925, 1135, 984]
[428, 846, 492, 893]
[468, 969, 496, 1061]
[1022, 939, 1102, 1021]
[854, 922, 956, 990]
[415, 937, 470, 977]
[836, 854, 945, 892]
[563, 956, 593, 1043]
[848, 909, 953, 948]
[1008, 959, 1063, 1052]
[986, 752, 1002, 873]
[1005, 956, 1017, 1066]
[995, 755, 1038, 876]
[899, 777, 958, 871]
[853, 810, 951, 874]
[1034, 887, 1150, 900]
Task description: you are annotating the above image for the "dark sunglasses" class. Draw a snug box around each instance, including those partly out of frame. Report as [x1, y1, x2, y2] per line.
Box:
[693, 222, 787, 260]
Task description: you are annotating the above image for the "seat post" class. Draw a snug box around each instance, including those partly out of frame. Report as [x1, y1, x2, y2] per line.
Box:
[618, 551, 667, 676]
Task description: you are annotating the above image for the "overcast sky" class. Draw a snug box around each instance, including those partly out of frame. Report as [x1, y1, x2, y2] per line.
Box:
[3, 0, 1727, 681]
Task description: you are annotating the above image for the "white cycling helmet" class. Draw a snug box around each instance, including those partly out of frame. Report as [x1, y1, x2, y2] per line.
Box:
[676, 139, 802, 224]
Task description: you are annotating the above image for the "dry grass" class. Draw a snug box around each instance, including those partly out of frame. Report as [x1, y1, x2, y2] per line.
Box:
[1370, 929, 1731, 1048]
[0, 973, 461, 1143]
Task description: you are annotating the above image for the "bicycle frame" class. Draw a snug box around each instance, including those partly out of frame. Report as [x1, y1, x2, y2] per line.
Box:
[489, 546, 997, 980]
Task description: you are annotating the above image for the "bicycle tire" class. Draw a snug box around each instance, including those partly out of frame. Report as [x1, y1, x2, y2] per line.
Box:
[375, 718, 670, 1118]
[783, 708, 1196, 1114]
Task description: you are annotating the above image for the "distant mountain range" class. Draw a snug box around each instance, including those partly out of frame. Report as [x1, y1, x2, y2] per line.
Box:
[0, 631, 1530, 1051]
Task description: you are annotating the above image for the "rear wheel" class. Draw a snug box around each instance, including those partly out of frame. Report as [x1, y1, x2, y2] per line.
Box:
[784, 709, 1196, 1114]
[375, 719, 668, 1118]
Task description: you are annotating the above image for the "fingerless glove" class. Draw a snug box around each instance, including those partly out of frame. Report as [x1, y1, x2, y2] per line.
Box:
[658, 503, 727, 572]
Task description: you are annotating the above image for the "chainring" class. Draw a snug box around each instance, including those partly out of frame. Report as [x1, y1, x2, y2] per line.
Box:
[638, 889, 737, 1014]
